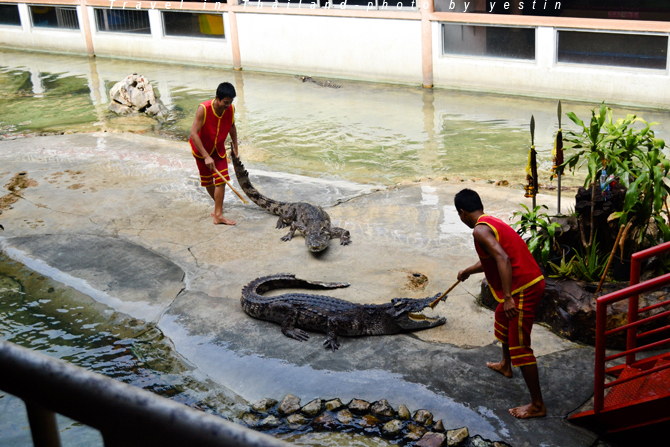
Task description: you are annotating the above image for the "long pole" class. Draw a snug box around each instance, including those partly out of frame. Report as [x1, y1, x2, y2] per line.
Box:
[429, 280, 460, 308]
[530, 115, 537, 210]
[557, 100, 563, 214]
[213, 166, 248, 204]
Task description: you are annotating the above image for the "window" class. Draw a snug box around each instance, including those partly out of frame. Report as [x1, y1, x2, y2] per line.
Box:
[442, 24, 535, 60]
[163, 12, 224, 39]
[0, 4, 21, 26]
[245, 0, 415, 9]
[435, 0, 670, 22]
[30, 6, 80, 30]
[557, 30, 668, 70]
[94, 9, 150, 34]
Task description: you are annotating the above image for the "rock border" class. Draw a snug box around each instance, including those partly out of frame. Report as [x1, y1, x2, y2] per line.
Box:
[242, 394, 512, 447]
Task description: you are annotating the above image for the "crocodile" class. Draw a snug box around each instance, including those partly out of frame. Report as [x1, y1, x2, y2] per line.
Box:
[230, 151, 351, 252]
[241, 273, 447, 351]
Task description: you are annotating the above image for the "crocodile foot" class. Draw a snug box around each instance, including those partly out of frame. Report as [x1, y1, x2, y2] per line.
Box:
[284, 328, 309, 342]
[323, 338, 340, 351]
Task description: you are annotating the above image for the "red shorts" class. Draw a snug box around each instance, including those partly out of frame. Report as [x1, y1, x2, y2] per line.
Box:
[493, 280, 545, 367]
[194, 151, 230, 187]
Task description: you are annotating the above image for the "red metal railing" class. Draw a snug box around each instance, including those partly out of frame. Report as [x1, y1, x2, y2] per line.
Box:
[593, 241, 670, 413]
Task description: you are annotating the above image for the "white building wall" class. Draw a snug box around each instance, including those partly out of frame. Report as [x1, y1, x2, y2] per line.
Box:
[88, 7, 234, 67]
[432, 21, 670, 108]
[2, 6, 670, 107]
[236, 13, 423, 83]
[0, 4, 89, 54]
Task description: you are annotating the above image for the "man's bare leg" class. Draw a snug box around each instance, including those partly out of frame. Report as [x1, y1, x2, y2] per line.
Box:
[510, 364, 546, 419]
[487, 343, 513, 378]
[212, 183, 236, 225]
[205, 185, 216, 217]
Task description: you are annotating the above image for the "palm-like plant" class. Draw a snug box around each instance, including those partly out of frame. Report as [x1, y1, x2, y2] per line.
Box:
[562, 103, 670, 259]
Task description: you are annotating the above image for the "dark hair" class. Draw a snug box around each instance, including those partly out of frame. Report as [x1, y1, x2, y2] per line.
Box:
[454, 189, 484, 213]
[216, 82, 236, 100]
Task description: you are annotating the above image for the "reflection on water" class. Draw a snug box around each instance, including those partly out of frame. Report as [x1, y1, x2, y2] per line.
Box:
[0, 253, 247, 422]
[3, 49, 668, 186]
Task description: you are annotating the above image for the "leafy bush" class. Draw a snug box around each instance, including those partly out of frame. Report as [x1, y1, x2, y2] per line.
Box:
[511, 204, 563, 265]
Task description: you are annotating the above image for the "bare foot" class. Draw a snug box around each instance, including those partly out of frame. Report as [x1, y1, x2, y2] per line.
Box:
[213, 215, 236, 225]
[509, 402, 546, 419]
[487, 361, 513, 378]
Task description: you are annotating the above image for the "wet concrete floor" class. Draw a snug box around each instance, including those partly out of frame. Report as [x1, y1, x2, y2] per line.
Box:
[0, 133, 598, 446]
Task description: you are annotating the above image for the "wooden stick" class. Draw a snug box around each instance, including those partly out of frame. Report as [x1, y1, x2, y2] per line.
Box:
[596, 224, 625, 294]
[429, 280, 460, 309]
[213, 166, 248, 204]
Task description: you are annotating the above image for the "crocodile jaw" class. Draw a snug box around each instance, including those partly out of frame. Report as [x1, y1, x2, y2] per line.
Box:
[400, 313, 446, 330]
[390, 296, 446, 331]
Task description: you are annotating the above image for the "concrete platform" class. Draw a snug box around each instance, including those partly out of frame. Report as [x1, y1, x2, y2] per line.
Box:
[0, 133, 597, 446]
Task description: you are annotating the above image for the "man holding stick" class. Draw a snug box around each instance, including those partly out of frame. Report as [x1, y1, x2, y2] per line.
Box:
[189, 82, 239, 225]
[455, 189, 547, 419]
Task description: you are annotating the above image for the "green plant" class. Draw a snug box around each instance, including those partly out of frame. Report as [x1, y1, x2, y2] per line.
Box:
[563, 103, 670, 259]
[548, 255, 576, 279]
[571, 235, 608, 282]
[511, 204, 563, 265]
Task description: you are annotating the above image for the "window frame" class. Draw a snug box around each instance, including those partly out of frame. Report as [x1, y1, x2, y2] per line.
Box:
[28, 4, 81, 31]
[161, 11, 226, 40]
[554, 28, 670, 73]
[0, 3, 22, 27]
[93, 8, 152, 36]
[440, 22, 538, 63]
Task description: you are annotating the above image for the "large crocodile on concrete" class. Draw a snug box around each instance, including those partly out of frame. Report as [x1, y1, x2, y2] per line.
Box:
[241, 273, 447, 351]
[230, 151, 350, 252]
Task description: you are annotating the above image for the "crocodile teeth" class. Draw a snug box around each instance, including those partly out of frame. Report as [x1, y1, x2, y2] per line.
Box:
[408, 312, 439, 322]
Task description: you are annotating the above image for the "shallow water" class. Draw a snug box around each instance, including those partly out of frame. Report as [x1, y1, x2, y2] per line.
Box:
[3, 49, 670, 186]
[0, 253, 246, 433]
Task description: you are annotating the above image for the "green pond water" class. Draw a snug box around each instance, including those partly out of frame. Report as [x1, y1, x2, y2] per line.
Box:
[0, 252, 248, 444]
[3, 48, 670, 187]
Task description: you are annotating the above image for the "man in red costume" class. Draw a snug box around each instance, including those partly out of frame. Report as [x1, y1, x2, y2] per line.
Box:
[189, 82, 239, 225]
[455, 188, 547, 419]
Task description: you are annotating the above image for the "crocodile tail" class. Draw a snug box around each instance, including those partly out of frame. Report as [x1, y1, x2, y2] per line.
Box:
[230, 151, 285, 215]
[242, 273, 350, 297]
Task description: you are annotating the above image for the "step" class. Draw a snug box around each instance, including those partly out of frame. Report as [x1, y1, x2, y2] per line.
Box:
[603, 366, 646, 409]
[635, 358, 670, 400]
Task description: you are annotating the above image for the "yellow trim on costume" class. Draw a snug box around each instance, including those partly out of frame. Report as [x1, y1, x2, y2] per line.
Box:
[489, 286, 503, 303]
[201, 103, 207, 126]
[478, 222, 499, 241]
[514, 361, 537, 367]
[509, 346, 528, 351]
[494, 334, 505, 344]
[496, 322, 508, 330]
[511, 354, 532, 360]
[212, 100, 223, 118]
[495, 328, 507, 338]
[475, 214, 500, 241]
[511, 275, 545, 296]
[489, 275, 544, 304]
[231, 104, 235, 124]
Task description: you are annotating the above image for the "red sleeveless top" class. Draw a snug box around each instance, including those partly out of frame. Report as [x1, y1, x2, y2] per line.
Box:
[475, 214, 543, 303]
[189, 99, 234, 159]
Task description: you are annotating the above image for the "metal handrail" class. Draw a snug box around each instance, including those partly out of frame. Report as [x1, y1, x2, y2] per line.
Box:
[593, 242, 670, 414]
[0, 340, 290, 447]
